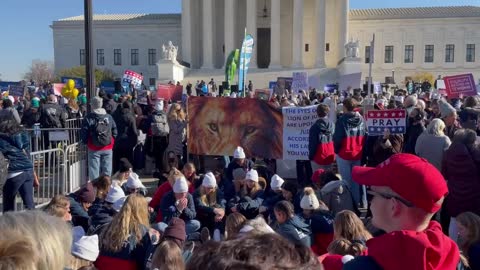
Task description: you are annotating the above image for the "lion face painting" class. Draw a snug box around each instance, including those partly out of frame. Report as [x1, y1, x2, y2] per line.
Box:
[188, 97, 283, 159]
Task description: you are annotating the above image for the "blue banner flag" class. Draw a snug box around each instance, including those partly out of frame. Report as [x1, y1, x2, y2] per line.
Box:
[238, 34, 254, 95]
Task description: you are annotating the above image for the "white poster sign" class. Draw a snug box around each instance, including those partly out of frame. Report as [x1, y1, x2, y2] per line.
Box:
[282, 105, 319, 160]
[291, 72, 309, 94]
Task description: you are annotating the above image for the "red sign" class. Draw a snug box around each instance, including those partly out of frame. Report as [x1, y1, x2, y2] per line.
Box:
[444, 74, 477, 98]
[53, 83, 64, 96]
[156, 84, 183, 102]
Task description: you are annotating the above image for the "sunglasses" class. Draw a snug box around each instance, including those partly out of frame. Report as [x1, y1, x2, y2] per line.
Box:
[367, 190, 414, 208]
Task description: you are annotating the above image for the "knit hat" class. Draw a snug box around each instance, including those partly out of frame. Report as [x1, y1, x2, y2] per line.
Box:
[155, 100, 164, 112]
[232, 168, 247, 181]
[31, 97, 40, 108]
[112, 196, 127, 212]
[270, 174, 285, 191]
[233, 146, 246, 159]
[164, 217, 186, 243]
[75, 182, 95, 203]
[438, 99, 456, 118]
[245, 169, 259, 182]
[300, 187, 320, 210]
[105, 184, 125, 204]
[72, 234, 99, 262]
[91, 96, 103, 110]
[126, 173, 145, 189]
[173, 176, 189, 193]
[7, 96, 14, 103]
[281, 181, 298, 197]
[118, 158, 132, 173]
[202, 172, 217, 188]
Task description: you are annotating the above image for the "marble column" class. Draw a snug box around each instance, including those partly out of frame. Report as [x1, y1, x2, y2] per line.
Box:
[292, 0, 304, 68]
[269, 0, 281, 68]
[338, 0, 349, 62]
[315, 0, 326, 68]
[202, 0, 214, 69]
[224, 0, 236, 67]
[181, 0, 192, 65]
[246, 0, 258, 68]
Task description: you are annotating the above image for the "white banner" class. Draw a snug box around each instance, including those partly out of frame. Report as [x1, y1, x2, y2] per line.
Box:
[282, 105, 319, 160]
[291, 72, 309, 94]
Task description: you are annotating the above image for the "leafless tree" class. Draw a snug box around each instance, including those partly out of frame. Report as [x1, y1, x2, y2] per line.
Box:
[23, 60, 55, 83]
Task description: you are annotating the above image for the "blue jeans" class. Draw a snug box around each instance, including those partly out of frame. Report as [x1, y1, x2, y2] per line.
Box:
[156, 219, 201, 235]
[3, 170, 35, 212]
[336, 155, 363, 206]
[88, 149, 113, 180]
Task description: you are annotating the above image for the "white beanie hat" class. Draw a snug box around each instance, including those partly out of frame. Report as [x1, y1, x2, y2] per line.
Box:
[233, 146, 246, 159]
[173, 176, 189, 193]
[72, 234, 100, 262]
[105, 184, 126, 204]
[245, 169, 259, 182]
[7, 96, 14, 103]
[270, 174, 285, 191]
[113, 196, 127, 212]
[202, 172, 217, 188]
[126, 173, 145, 189]
[300, 187, 320, 210]
[155, 100, 164, 111]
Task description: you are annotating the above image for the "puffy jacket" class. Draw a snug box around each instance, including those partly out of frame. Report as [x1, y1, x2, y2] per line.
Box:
[80, 109, 118, 151]
[309, 118, 335, 165]
[236, 190, 265, 219]
[39, 102, 66, 128]
[275, 215, 311, 247]
[0, 132, 32, 173]
[161, 192, 196, 224]
[333, 112, 366, 160]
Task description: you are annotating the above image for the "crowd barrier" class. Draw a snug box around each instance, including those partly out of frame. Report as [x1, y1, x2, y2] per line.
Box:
[26, 118, 83, 153]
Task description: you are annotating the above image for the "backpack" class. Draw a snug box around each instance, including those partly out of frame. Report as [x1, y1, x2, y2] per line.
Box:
[44, 107, 62, 128]
[92, 116, 112, 147]
[151, 113, 169, 137]
[0, 152, 8, 192]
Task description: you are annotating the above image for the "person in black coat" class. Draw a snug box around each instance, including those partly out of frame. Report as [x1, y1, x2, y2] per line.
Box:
[112, 101, 138, 173]
[404, 108, 425, 154]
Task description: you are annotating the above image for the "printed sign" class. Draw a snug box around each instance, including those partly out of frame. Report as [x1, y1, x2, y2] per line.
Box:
[8, 85, 25, 96]
[338, 73, 362, 94]
[444, 74, 477, 98]
[366, 109, 406, 135]
[156, 84, 183, 102]
[282, 105, 318, 160]
[122, 70, 143, 89]
[324, 84, 337, 94]
[291, 72, 309, 93]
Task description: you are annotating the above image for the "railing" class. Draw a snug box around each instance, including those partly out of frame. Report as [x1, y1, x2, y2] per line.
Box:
[26, 126, 82, 153]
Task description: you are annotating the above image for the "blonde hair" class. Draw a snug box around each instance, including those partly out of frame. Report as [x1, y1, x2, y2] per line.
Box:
[426, 118, 446, 136]
[69, 256, 93, 270]
[44, 195, 70, 219]
[168, 103, 186, 122]
[168, 168, 184, 186]
[100, 194, 149, 253]
[334, 210, 372, 241]
[327, 238, 366, 256]
[0, 211, 72, 270]
[199, 185, 218, 207]
[225, 213, 247, 240]
[151, 240, 185, 270]
[244, 181, 262, 197]
[456, 212, 480, 257]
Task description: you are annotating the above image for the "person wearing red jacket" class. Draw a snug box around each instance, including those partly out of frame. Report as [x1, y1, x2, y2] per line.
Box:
[343, 153, 460, 270]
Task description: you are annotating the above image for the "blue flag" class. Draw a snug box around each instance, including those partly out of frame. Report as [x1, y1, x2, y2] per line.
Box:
[238, 34, 254, 95]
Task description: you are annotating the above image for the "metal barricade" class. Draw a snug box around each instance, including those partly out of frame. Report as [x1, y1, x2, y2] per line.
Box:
[64, 143, 88, 193]
[26, 127, 82, 153]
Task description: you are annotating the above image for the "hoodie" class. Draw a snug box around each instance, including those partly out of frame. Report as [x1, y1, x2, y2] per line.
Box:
[344, 221, 460, 270]
[275, 215, 311, 247]
[81, 109, 118, 151]
[333, 112, 366, 160]
[309, 118, 335, 165]
[319, 181, 359, 216]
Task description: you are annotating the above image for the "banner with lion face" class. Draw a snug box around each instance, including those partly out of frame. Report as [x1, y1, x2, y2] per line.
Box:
[187, 97, 284, 159]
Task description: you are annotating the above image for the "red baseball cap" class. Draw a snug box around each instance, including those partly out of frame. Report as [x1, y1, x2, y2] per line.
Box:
[352, 154, 448, 213]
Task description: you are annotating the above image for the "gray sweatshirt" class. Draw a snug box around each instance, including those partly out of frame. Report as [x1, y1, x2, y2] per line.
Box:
[415, 132, 451, 171]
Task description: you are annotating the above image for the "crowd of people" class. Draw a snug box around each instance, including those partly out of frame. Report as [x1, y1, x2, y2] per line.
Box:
[0, 77, 480, 270]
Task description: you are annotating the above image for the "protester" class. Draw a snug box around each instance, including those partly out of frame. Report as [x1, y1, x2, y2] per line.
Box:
[456, 212, 480, 270]
[44, 194, 73, 222]
[88, 184, 125, 235]
[111, 157, 133, 186]
[344, 153, 460, 269]
[81, 96, 118, 180]
[39, 94, 66, 128]
[403, 107, 426, 154]
[97, 194, 152, 270]
[459, 96, 480, 133]
[273, 200, 311, 247]
[0, 117, 36, 212]
[442, 129, 480, 241]
[183, 162, 200, 190]
[112, 101, 138, 173]
[439, 99, 462, 140]
[21, 97, 41, 128]
[332, 210, 371, 248]
[318, 171, 358, 216]
[68, 182, 96, 231]
[123, 172, 147, 196]
[229, 169, 264, 219]
[309, 104, 335, 170]
[0, 211, 72, 270]
[415, 118, 451, 171]
[363, 128, 404, 167]
[225, 212, 247, 240]
[226, 146, 254, 182]
[0, 97, 21, 123]
[147, 100, 169, 171]
[88, 175, 112, 215]
[167, 103, 186, 165]
[150, 240, 185, 270]
[333, 98, 366, 207]
[70, 228, 100, 270]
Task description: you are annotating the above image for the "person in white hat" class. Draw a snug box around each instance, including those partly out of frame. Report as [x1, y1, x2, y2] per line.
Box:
[70, 227, 99, 269]
[230, 169, 265, 219]
[160, 176, 201, 235]
[87, 184, 126, 235]
[270, 174, 285, 194]
[226, 146, 254, 182]
[123, 172, 147, 196]
[193, 172, 226, 240]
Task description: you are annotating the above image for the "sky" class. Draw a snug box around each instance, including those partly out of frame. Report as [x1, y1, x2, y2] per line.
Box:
[0, 0, 479, 81]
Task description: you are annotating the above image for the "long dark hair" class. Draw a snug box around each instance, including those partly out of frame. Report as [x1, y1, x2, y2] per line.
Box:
[0, 116, 24, 135]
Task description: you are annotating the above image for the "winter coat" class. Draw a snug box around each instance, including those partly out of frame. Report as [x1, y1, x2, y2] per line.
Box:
[39, 102, 66, 128]
[228, 189, 265, 219]
[444, 119, 462, 140]
[403, 122, 425, 154]
[88, 204, 116, 235]
[442, 143, 480, 217]
[363, 134, 403, 167]
[193, 189, 226, 219]
[309, 118, 335, 165]
[113, 108, 138, 149]
[68, 194, 90, 231]
[225, 159, 254, 182]
[80, 109, 118, 151]
[275, 215, 311, 247]
[0, 107, 21, 124]
[304, 210, 334, 255]
[333, 112, 366, 161]
[21, 107, 40, 128]
[0, 132, 32, 173]
[96, 225, 152, 270]
[415, 132, 451, 171]
[160, 192, 197, 223]
[319, 180, 359, 216]
[102, 98, 117, 115]
[167, 118, 186, 156]
[344, 221, 460, 270]
[150, 182, 194, 223]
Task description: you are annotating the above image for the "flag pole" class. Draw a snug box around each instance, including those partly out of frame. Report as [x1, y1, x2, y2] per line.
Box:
[242, 28, 247, 98]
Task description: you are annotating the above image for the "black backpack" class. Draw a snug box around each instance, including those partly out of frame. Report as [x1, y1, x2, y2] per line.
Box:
[92, 116, 112, 147]
[0, 152, 9, 192]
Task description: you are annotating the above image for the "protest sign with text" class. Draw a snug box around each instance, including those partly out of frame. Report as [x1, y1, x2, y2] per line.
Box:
[291, 72, 308, 94]
[282, 105, 318, 160]
[366, 109, 406, 135]
[122, 70, 143, 89]
[8, 85, 25, 97]
[444, 74, 477, 98]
